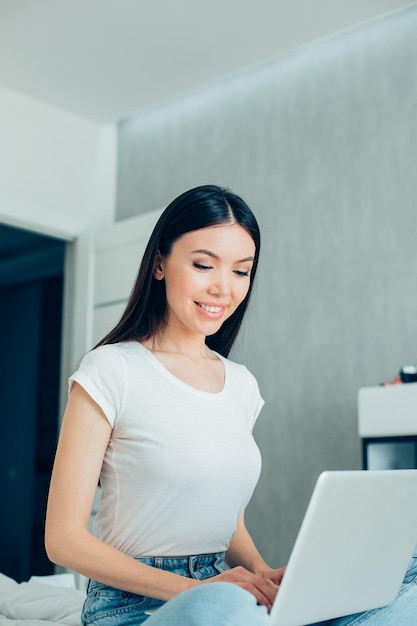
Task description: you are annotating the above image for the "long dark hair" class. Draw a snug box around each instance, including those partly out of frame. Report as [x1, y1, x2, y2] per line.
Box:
[96, 184, 261, 357]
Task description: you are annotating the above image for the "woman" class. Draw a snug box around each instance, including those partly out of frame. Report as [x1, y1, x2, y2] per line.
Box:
[46, 183, 417, 626]
[45, 184, 284, 625]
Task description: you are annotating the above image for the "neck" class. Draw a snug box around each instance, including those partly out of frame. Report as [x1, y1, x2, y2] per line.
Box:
[146, 328, 211, 360]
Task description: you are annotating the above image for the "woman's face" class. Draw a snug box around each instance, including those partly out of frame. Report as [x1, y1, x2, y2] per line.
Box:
[154, 222, 256, 340]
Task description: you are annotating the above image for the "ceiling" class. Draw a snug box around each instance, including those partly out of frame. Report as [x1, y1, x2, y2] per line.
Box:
[0, 0, 415, 124]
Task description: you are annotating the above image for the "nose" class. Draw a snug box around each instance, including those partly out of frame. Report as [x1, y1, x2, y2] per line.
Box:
[208, 270, 231, 297]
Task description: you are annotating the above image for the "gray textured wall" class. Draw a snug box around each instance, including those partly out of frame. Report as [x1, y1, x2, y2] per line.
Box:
[116, 6, 417, 566]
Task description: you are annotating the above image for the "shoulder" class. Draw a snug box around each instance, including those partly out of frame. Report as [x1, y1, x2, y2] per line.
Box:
[216, 352, 260, 388]
[73, 342, 143, 384]
[69, 343, 141, 423]
[218, 354, 264, 428]
[78, 341, 139, 367]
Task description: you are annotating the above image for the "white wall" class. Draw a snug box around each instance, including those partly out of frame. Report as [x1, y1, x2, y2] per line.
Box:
[0, 86, 116, 239]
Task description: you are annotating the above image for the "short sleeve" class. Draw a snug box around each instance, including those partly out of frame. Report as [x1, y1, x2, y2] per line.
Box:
[246, 369, 265, 430]
[69, 345, 125, 427]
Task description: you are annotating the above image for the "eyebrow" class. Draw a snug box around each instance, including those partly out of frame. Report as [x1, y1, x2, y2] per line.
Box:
[191, 249, 254, 263]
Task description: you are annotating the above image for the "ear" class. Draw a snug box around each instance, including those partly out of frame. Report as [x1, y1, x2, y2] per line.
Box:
[153, 252, 165, 280]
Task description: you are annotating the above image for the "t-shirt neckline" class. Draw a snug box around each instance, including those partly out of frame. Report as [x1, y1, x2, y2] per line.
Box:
[134, 341, 229, 397]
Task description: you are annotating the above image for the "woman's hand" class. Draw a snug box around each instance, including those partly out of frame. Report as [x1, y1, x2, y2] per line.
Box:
[203, 566, 279, 613]
[259, 566, 286, 586]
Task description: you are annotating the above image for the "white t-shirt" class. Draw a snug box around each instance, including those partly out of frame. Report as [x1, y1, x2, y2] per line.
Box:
[69, 341, 264, 557]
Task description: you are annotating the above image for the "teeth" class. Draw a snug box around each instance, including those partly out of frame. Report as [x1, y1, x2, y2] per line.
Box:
[200, 304, 223, 313]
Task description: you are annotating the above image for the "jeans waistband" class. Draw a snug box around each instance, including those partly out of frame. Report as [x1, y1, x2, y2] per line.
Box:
[134, 552, 225, 580]
[135, 552, 223, 565]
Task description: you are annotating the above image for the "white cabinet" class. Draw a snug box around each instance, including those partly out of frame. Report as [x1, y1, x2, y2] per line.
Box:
[358, 384, 417, 470]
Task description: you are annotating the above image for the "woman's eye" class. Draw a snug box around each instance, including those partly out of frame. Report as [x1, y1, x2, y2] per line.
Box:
[234, 270, 250, 277]
[193, 262, 212, 271]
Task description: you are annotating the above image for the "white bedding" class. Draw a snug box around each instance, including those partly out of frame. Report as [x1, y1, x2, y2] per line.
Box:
[0, 573, 84, 626]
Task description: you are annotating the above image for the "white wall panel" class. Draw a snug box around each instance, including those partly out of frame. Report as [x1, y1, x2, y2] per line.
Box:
[92, 302, 127, 347]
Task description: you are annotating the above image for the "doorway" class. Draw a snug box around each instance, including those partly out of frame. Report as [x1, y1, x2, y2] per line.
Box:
[0, 224, 65, 582]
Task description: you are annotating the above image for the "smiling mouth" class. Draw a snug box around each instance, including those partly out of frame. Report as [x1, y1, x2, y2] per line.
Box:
[197, 303, 224, 313]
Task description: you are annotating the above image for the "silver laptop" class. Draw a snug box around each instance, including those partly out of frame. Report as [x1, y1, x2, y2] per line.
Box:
[270, 470, 417, 626]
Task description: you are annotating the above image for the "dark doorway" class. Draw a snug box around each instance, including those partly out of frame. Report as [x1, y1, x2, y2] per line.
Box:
[0, 224, 65, 582]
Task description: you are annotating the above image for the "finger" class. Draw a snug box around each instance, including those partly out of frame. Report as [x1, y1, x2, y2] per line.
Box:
[207, 567, 278, 607]
[264, 568, 285, 586]
[235, 576, 278, 608]
[236, 582, 273, 611]
[256, 578, 279, 606]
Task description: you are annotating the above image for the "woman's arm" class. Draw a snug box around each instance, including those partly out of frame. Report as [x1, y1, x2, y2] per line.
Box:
[45, 383, 197, 601]
[225, 511, 285, 585]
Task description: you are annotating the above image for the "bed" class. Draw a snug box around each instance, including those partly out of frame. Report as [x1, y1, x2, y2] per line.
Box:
[0, 572, 85, 625]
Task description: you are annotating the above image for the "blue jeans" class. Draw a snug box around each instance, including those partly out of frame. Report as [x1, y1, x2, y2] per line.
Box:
[82, 551, 417, 625]
[81, 552, 228, 625]
[147, 553, 417, 626]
